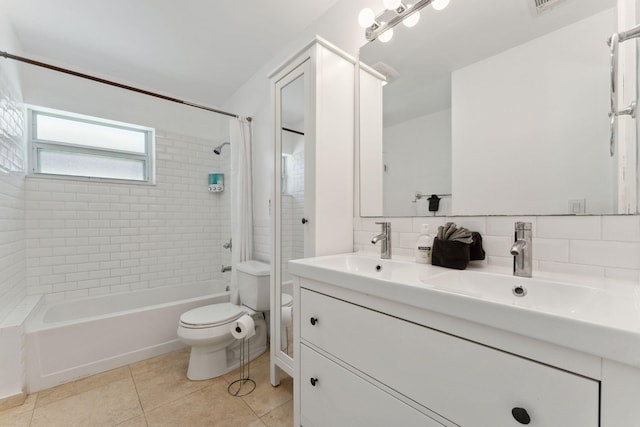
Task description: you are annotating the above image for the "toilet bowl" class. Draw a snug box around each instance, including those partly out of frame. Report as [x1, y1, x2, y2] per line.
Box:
[177, 260, 273, 380]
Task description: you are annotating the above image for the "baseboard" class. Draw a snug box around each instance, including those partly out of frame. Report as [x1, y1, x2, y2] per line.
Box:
[0, 391, 27, 412]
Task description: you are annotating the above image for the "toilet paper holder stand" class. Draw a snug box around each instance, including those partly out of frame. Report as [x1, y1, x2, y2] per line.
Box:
[227, 318, 256, 397]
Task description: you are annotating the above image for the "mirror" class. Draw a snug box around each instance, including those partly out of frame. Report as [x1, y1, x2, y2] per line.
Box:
[272, 61, 306, 385]
[280, 73, 304, 360]
[359, 0, 628, 216]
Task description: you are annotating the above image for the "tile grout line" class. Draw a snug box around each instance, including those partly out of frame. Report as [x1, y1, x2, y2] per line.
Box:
[127, 364, 149, 426]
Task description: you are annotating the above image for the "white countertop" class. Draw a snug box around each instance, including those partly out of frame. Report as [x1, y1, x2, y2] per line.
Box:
[289, 252, 640, 368]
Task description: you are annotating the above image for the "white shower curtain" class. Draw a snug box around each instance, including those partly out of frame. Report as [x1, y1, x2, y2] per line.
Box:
[230, 117, 253, 304]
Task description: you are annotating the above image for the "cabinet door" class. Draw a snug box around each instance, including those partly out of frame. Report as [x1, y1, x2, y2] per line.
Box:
[301, 288, 600, 427]
[301, 344, 445, 427]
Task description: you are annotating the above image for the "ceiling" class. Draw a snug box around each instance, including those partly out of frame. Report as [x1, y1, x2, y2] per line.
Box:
[0, 0, 338, 108]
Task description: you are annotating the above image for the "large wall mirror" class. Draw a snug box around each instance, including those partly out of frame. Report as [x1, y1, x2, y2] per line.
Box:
[359, 0, 637, 217]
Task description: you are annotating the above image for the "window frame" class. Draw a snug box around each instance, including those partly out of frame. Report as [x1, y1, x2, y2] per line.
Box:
[27, 106, 155, 184]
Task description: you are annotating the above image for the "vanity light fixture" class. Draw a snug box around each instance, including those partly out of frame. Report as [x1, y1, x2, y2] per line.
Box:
[359, 0, 449, 42]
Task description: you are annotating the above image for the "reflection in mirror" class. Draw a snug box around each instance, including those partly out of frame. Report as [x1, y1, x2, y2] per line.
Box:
[359, 0, 628, 216]
[280, 74, 304, 359]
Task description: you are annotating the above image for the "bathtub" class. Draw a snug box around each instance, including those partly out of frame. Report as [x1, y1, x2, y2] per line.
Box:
[25, 283, 229, 392]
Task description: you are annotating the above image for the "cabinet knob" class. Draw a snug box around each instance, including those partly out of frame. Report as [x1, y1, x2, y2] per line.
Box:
[310, 377, 319, 386]
[310, 317, 318, 326]
[511, 407, 531, 425]
[301, 218, 308, 224]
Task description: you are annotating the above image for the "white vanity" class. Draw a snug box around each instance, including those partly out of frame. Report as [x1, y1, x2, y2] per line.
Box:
[289, 253, 640, 426]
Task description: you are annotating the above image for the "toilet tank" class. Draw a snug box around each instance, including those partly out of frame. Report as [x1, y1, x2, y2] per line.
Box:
[236, 260, 271, 311]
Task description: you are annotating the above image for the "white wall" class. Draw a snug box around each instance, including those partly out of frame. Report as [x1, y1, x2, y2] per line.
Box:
[383, 109, 452, 216]
[452, 9, 613, 215]
[0, 6, 29, 403]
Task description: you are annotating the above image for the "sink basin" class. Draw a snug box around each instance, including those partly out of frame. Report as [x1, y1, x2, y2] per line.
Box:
[425, 270, 638, 326]
[290, 253, 438, 282]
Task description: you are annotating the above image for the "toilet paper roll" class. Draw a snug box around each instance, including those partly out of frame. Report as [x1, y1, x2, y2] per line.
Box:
[281, 306, 293, 327]
[231, 314, 256, 340]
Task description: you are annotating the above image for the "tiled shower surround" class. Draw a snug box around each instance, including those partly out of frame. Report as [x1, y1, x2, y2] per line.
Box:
[0, 59, 26, 324]
[24, 131, 232, 300]
[355, 215, 640, 281]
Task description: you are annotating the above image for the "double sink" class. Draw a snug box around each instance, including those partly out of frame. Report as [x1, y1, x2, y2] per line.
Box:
[289, 252, 640, 367]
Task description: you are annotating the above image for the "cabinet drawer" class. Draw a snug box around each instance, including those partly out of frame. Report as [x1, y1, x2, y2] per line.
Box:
[301, 344, 445, 427]
[301, 288, 599, 427]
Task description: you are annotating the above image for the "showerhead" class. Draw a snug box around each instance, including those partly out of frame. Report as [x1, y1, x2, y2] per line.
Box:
[213, 142, 230, 155]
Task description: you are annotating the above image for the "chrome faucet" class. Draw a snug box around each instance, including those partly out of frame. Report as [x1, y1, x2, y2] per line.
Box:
[371, 222, 392, 259]
[510, 222, 532, 277]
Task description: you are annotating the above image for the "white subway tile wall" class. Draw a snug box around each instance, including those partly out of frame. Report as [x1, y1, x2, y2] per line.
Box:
[0, 64, 26, 324]
[25, 131, 232, 300]
[354, 216, 640, 281]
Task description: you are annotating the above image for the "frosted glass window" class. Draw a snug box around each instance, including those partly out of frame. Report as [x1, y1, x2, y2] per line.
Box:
[35, 114, 147, 153]
[38, 150, 146, 181]
[28, 107, 154, 183]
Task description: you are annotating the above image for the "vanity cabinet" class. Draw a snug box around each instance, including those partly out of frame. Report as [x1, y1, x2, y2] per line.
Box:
[296, 285, 600, 427]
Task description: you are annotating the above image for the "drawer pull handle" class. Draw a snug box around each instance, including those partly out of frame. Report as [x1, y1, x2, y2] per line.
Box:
[310, 377, 319, 386]
[301, 218, 308, 224]
[310, 317, 318, 326]
[511, 407, 531, 425]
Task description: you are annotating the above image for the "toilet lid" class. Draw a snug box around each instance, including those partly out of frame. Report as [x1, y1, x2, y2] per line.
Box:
[180, 303, 244, 328]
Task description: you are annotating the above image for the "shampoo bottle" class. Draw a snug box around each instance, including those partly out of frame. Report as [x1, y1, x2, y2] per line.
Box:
[415, 224, 433, 264]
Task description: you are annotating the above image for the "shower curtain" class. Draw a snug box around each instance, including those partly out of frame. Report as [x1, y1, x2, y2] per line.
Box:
[230, 117, 253, 304]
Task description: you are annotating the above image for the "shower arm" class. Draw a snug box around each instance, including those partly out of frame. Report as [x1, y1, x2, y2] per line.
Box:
[608, 23, 640, 157]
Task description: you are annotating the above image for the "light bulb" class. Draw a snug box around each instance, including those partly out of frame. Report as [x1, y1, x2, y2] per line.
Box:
[358, 8, 376, 28]
[402, 10, 420, 27]
[431, 0, 450, 11]
[378, 27, 394, 43]
[383, 0, 402, 10]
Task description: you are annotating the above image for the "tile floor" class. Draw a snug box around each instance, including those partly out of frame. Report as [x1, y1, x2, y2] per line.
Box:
[0, 348, 293, 427]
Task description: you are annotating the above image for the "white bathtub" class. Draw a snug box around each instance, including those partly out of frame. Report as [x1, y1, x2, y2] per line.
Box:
[25, 284, 229, 392]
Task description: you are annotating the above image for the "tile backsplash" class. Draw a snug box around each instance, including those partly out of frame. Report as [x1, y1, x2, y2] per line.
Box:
[24, 131, 231, 300]
[354, 215, 640, 281]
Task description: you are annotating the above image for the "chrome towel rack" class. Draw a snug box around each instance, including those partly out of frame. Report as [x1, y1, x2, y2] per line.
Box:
[608, 23, 640, 156]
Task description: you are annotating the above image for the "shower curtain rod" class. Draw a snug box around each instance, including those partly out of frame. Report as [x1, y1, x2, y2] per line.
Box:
[0, 50, 251, 122]
[282, 127, 304, 136]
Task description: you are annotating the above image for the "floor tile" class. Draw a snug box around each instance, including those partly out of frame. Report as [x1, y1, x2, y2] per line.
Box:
[227, 352, 293, 417]
[31, 377, 142, 427]
[0, 409, 32, 427]
[145, 381, 260, 427]
[9, 348, 292, 427]
[0, 392, 37, 416]
[115, 414, 148, 427]
[132, 350, 219, 411]
[261, 400, 294, 427]
[36, 366, 131, 408]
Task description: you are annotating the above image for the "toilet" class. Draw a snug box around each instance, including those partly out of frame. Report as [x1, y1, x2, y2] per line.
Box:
[177, 260, 277, 380]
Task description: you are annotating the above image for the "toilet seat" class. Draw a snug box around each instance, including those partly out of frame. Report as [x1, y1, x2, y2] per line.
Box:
[179, 303, 244, 329]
